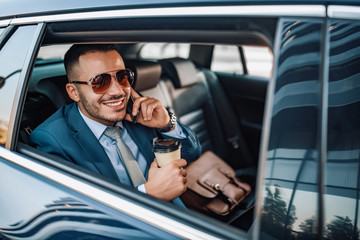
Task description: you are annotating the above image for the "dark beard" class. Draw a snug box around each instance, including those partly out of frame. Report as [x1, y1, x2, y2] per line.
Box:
[79, 91, 127, 124]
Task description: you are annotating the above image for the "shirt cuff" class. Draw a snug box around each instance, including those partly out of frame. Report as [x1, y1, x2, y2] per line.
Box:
[137, 184, 146, 194]
[161, 122, 186, 139]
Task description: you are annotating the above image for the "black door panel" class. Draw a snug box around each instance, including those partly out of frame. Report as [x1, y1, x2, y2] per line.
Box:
[215, 72, 268, 165]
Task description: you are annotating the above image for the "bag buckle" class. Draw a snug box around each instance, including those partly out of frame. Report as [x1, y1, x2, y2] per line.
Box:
[210, 183, 234, 207]
[24, 126, 33, 135]
[213, 183, 220, 191]
[227, 137, 239, 149]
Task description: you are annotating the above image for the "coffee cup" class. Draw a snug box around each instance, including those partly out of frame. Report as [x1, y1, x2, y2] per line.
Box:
[153, 138, 181, 167]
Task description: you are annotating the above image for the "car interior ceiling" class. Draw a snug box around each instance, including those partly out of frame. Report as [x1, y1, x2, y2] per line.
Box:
[43, 17, 276, 47]
[17, 18, 275, 230]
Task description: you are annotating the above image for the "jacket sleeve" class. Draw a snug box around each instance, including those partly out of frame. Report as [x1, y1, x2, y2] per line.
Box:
[160, 121, 202, 163]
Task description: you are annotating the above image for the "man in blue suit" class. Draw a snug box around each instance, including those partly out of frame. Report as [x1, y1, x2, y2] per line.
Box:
[30, 44, 201, 202]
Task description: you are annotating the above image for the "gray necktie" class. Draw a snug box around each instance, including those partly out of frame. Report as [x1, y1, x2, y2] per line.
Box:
[104, 126, 146, 187]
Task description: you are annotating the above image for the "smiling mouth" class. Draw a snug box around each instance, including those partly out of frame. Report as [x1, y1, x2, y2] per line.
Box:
[104, 98, 124, 107]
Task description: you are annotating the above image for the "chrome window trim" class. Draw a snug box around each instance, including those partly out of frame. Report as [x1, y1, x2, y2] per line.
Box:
[0, 147, 222, 240]
[316, 16, 331, 238]
[0, 20, 10, 27]
[9, 5, 325, 25]
[328, 5, 360, 20]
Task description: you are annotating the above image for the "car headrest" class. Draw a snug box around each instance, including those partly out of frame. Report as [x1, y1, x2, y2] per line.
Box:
[35, 75, 73, 109]
[125, 59, 162, 91]
[160, 58, 199, 88]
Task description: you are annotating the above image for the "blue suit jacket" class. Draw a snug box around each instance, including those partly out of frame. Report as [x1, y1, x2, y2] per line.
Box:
[30, 102, 201, 182]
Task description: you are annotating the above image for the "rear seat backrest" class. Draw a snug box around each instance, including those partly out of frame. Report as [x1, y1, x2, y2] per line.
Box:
[35, 75, 73, 109]
[160, 58, 199, 89]
[21, 75, 71, 143]
[160, 58, 228, 159]
[125, 59, 173, 111]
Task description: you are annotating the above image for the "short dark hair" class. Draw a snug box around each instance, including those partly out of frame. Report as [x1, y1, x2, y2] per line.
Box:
[64, 44, 119, 81]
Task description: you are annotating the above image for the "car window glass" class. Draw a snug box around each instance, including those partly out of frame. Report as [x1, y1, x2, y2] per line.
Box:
[326, 20, 360, 238]
[243, 46, 273, 78]
[139, 43, 190, 59]
[37, 44, 71, 60]
[260, 19, 322, 239]
[211, 45, 273, 78]
[0, 28, 4, 37]
[211, 44, 244, 74]
[0, 25, 37, 146]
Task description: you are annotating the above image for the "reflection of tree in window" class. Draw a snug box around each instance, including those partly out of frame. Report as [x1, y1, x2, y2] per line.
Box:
[0, 69, 22, 146]
[325, 216, 359, 240]
[298, 216, 316, 240]
[0, 120, 8, 145]
[261, 185, 297, 239]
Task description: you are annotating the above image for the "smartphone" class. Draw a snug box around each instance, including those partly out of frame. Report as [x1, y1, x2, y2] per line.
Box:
[126, 94, 140, 123]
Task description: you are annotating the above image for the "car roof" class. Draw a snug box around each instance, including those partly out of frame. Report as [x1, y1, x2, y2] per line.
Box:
[1, 0, 360, 20]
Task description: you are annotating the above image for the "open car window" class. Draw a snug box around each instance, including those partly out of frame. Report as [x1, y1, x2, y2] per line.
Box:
[10, 8, 278, 240]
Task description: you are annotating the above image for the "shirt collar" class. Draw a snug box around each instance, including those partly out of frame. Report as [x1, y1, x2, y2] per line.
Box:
[77, 106, 122, 140]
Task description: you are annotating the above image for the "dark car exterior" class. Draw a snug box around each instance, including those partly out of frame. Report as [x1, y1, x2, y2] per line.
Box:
[1, 1, 360, 239]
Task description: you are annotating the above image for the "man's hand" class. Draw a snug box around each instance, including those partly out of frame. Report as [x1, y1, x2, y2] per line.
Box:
[124, 88, 170, 129]
[145, 159, 187, 201]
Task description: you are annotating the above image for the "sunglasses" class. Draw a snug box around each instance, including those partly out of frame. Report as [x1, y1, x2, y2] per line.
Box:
[70, 69, 134, 94]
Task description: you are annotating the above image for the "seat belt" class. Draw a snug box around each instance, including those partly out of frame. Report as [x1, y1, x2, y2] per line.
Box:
[201, 69, 253, 164]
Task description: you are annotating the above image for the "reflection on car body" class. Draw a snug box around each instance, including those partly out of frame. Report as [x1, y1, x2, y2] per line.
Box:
[1, 1, 360, 239]
[1, 197, 152, 240]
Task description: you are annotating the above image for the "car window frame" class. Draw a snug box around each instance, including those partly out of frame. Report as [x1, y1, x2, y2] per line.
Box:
[0, 25, 16, 52]
[8, 18, 251, 240]
[0, 28, 5, 38]
[4, 23, 46, 150]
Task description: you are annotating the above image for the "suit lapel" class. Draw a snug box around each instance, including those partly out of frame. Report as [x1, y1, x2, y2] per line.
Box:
[65, 103, 119, 181]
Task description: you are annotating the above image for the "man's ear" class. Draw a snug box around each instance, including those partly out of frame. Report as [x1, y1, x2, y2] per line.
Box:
[66, 83, 80, 102]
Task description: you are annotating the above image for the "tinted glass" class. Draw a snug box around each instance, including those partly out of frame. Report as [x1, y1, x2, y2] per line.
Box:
[140, 43, 190, 59]
[260, 19, 322, 239]
[243, 46, 273, 78]
[211, 45, 244, 74]
[326, 20, 360, 240]
[0, 28, 4, 37]
[0, 25, 37, 146]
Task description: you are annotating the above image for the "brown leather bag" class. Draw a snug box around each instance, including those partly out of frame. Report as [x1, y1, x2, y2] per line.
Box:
[180, 151, 251, 216]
